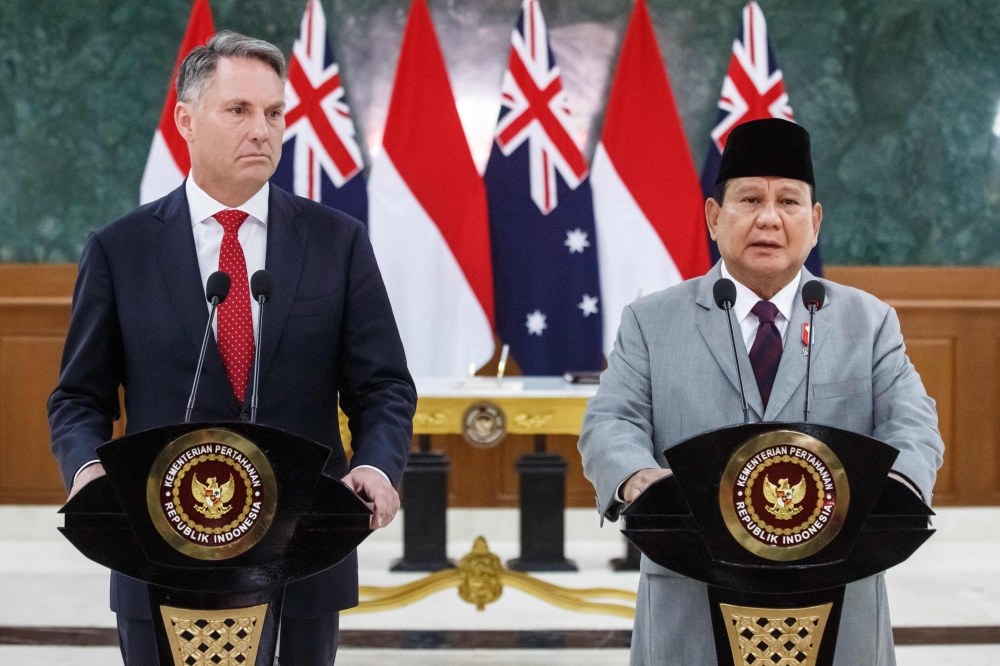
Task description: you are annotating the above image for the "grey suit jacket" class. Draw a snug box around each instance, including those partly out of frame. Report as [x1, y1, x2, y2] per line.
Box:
[579, 262, 943, 665]
[580, 261, 943, 542]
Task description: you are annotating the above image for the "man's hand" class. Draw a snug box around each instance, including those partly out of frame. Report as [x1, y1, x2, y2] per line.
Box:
[621, 468, 673, 504]
[341, 467, 400, 530]
[68, 463, 107, 500]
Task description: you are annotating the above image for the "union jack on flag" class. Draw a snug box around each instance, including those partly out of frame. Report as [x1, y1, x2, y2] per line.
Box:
[271, 0, 368, 223]
[493, 0, 588, 215]
[485, 0, 603, 375]
[699, 1, 822, 274]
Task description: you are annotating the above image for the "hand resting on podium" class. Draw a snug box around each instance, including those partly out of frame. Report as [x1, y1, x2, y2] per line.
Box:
[618, 467, 673, 506]
[68, 462, 106, 500]
[342, 466, 400, 530]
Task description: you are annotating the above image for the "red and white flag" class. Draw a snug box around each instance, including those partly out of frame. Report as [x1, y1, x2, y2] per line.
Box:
[139, 0, 215, 204]
[368, 0, 495, 376]
[591, 0, 710, 354]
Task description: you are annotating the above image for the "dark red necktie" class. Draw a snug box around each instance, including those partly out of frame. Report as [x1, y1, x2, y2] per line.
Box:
[214, 209, 254, 403]
[748, 300, 782, 410]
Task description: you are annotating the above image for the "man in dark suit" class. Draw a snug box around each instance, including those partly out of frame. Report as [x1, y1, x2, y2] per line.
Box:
[48, 31, 416, 665]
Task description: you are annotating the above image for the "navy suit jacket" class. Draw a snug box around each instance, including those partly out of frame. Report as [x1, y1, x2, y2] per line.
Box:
[48, 183, 416, 619]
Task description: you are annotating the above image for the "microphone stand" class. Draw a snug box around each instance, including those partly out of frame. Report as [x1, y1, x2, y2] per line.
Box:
[804, 305, 817, 422]
[185, 296, 221, 424]
[250, 294, 266, 424]
[724, 302, 750, 425]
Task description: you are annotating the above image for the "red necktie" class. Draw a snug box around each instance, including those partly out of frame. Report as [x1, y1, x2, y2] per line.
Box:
[214, 209, 254, 403]
[748, 300, 782, 410]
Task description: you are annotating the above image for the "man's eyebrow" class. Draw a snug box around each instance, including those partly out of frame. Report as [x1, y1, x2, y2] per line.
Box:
[221, 98, 251, 107]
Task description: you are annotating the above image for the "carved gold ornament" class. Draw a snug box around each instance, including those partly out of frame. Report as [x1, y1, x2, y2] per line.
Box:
[344, 536, 636, 619]
[159, 603, 268, 666]
[720, 602, 833, 666]
[457, 536, 504, 609]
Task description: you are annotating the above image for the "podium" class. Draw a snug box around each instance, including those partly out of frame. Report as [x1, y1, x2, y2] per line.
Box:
[623, 423, 934, 666]
[60, 422, 373, 666]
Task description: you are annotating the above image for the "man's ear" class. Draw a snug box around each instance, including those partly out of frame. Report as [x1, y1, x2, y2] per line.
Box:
[705, 197, 721, 241]
[174, 102, 195, 143]
[811, 202, 823, 248]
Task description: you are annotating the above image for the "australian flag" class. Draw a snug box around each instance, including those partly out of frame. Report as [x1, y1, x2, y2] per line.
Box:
[700, 1, 822, 275]
[271, 0, 368, 224]
[485, 0, 603, 375]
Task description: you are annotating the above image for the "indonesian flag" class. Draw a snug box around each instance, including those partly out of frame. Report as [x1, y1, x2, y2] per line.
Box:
[139, 0, 215, 205]
[368, 0, 495, 376]
[591, 0, 710, 355]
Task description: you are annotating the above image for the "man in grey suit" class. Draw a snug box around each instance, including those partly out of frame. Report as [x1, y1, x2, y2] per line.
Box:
[579, 118, 943, 666]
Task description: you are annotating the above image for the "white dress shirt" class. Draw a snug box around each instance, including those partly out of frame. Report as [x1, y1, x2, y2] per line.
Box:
[73, 177, 387, 486]
[720, 260, 802, 351]
[186, 175, 269, 339]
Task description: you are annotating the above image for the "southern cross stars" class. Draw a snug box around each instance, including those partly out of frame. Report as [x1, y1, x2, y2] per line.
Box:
[578, 294, 599, 317]
[564, 228, 590, 253]
[526, 310, 548, 336]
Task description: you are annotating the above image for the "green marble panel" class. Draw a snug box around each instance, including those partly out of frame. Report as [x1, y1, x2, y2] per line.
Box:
[0, 0, 998, 264]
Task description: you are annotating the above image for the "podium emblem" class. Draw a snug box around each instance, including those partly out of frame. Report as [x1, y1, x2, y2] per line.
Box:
[720, 430, 850, 561]
[147, 429, 278, 560]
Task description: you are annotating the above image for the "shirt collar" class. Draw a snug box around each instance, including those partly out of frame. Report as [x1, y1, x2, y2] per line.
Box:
[721, 260, 802, 324]
[186, 175, 270, 227]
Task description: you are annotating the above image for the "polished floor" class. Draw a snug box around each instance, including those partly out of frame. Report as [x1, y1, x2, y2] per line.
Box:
[1, 506, 998, 664]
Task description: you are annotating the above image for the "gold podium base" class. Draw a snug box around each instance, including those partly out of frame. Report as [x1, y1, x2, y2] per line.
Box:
[719, 602, 833, 666]
[159, 603, 269, 666]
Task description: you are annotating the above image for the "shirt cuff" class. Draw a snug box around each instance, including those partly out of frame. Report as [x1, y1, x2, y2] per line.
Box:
[354, 464, 390, 484]
[888, 471, 923, 501]
[72, 460, 102, 487]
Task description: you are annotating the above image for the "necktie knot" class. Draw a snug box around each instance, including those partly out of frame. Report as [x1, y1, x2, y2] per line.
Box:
[751, 300, 780, 326]
[214, 209, 250, 235]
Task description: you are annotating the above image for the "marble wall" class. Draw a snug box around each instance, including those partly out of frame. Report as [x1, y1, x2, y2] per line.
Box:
[1, 0, 998, 264]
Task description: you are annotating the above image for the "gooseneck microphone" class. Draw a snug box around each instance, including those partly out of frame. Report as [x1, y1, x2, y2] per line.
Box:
[249, 270, 274, 424]
[801, 280, 826, 422]
[714, 278, 750, 425]
[185, 271, 231, 423]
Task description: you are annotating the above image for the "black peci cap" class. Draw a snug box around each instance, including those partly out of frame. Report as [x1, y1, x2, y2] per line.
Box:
[716, 118, 814, 190]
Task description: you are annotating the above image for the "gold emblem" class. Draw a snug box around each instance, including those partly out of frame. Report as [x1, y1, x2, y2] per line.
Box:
[719, 430, 850, 561]
[192, 474, 235, 519]
[763, 475, 806, 520]
[461, 402, 507, 448]
[146, 429, 278, 560]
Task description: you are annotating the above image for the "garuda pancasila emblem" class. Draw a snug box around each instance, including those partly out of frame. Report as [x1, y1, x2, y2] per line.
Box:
[763, 475, 806, 521]
[192, 474, 235, 519]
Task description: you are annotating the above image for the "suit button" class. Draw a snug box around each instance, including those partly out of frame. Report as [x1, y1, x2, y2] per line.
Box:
[240, 414, 250, 423]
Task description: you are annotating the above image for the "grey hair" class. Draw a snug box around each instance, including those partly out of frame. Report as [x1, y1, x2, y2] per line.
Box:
[176, 30, 286, 105]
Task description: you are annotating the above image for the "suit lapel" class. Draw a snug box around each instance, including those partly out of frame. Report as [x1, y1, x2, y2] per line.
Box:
[247, 186, 306, 407]
[694, 263, 765, 420]
[153, 184, 240, 414]
[763, 267, 829, 421]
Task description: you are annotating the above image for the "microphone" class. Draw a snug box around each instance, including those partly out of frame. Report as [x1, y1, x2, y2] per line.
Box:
[185, 271, 231, 423]
[713, 278, 749, 424]
[801, 280, 826, 422]
[248, 270, 274, 424]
